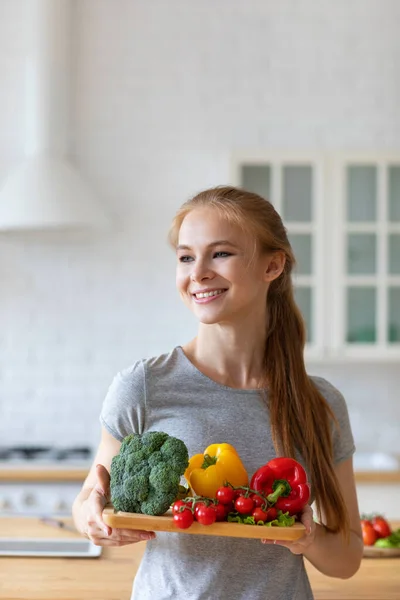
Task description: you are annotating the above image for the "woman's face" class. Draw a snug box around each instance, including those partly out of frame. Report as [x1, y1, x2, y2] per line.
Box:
[175, 207, 282, 325]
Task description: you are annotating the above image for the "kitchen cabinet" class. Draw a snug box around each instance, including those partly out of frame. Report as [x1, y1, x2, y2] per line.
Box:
[233, 154, 400, 361]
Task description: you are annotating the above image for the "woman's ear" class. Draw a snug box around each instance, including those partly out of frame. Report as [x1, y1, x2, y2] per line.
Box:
[264, 251, 286, 282]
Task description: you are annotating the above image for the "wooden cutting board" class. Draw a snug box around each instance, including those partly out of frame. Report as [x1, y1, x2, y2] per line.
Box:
[102, 506, 306, 540]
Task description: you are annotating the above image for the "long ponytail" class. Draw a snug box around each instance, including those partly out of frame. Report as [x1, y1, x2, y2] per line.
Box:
[265, 277, 350, 536]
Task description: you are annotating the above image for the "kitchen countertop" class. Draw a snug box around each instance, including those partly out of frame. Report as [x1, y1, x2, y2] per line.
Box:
[0, 465, 90, 482]
[0, 517, 399, 600]
[354, 471, 400, 483]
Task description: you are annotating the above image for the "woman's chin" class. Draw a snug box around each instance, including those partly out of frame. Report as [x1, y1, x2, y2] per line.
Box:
[192, 309, 224, 326]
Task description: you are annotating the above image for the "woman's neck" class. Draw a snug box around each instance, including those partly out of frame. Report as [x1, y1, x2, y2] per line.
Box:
[182, 324, 267, 390]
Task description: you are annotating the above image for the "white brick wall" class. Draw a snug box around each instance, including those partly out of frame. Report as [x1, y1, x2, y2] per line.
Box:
[0, 0, 399, 451]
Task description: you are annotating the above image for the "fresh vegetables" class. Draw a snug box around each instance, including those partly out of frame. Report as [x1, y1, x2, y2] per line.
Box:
[171, 483, 296, 530]
[216, 485, 235, 505]
[250, 457, 310, 515]
[110, 431, 189, 516]
[195, 503, 218, 526]
[227, 511, 295, 527]
[361, 519, 378, 546]
[184, 443, 248, 498]
[370, 515, 392, 539]
[374, 530, 400, 549]
[173, 505, 194, 529]
[235, 495, 255, 515]
[361, 514, 397, 547]
[111, 431, 309, 536]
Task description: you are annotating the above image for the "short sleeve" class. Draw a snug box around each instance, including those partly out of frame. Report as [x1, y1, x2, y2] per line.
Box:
[311, 377, 356, 465]
[99, 361, 147, 442]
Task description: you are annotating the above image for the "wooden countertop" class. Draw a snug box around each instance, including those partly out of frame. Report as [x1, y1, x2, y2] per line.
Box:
[0, 517, 399, 600]
[0, 466, 90, 482]
[355, 471, 400, 484]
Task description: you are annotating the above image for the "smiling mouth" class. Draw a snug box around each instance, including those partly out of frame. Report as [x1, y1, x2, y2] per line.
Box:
[192, 289, 227, 301]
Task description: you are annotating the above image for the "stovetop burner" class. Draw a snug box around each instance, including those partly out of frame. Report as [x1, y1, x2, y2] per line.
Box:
[0, 445, 93, 463]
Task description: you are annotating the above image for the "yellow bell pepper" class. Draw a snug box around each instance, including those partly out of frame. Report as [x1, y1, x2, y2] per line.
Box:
[184, 443, 248, 498]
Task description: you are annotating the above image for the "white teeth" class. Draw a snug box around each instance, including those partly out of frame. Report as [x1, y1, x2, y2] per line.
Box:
[195, 289, 224, 299]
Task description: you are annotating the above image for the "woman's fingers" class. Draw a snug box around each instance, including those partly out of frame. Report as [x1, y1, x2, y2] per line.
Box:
[89, 464, 112, 535]
[260, 507, 316, 553]
[109, 528, 156, 538]
[89, 492, 111, 535]
[300, 504, 314, 534]
[95, 464, 111, 497]
[87, 526, 156, 546]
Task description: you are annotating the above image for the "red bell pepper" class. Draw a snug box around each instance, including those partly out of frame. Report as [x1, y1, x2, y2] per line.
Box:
[250, 457, 310, 515]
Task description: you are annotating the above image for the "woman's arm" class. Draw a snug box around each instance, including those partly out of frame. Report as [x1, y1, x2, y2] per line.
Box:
[72, 426, 121, 535]
[263, 457, 363, 579]
[304, 457, 363, 578]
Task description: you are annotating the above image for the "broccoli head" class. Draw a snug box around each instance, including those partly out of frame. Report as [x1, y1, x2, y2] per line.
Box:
[110, 431, 189, 516]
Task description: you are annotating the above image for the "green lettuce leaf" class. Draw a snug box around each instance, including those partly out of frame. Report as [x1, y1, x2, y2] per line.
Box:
[227, 510, 295, 527]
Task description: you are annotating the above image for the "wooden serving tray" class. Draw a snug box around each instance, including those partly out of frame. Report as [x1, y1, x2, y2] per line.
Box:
[102, 506, 306, 540]
[363, 545, 400, 558]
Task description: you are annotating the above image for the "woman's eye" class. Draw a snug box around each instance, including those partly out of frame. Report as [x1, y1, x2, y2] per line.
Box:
[178, 255, 194, 263]
[213, 251, 232, 258]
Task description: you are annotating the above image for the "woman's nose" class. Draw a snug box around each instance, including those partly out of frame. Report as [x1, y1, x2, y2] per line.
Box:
[190, 261, 214, 282]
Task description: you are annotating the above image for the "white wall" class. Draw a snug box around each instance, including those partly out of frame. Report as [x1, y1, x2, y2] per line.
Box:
[0, 0, 399, 451]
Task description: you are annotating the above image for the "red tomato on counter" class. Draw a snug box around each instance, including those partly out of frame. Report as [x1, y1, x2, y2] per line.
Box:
[371, 516, 392, 539]
[361, 519, 378, 546]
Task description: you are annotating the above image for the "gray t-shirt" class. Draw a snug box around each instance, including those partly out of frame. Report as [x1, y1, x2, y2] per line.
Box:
[100, 346, 355, 600]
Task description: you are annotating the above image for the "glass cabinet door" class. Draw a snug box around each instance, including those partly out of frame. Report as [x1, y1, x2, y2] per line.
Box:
[388, 287, 400, 342]
[238, 159, 323, 354]
[346, 287, 377, 343]
[388, 166, 400, 344]
[389, 166, 400, 221]
[241, 165, 271, 199]
[338, 161, 400, 352]
[282, 166, 313, 222]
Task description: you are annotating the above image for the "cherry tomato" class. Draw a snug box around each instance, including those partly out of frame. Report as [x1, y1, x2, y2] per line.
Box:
[250, 493, 266, 508]
[265, 507, 278, 521]
[361, 519, 377, 546]
[371, 516, 392, 539]
[214, 502, 227, 522]
[172, 500, 190, 515]
[223, 501, 235, 515]
[194, 502, 207, 520]
[196, 504, 217, 526]
[235, 495, 255, 515]
[173, 508, 194, 529]
[252, 507, 268, 523]
[216, 486, 235, 505]
[233, 488, 244, 500]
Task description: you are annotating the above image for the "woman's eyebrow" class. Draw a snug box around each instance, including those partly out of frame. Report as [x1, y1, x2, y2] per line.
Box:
[177, 240, 239, 251]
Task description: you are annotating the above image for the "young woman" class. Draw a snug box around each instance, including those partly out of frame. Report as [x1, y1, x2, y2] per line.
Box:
[73, 186, 363, 600]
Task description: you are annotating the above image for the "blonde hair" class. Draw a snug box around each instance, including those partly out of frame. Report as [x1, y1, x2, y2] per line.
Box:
[169, 185, 350, 537]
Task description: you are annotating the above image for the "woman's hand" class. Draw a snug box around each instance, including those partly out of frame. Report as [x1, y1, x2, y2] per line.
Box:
[82, 464, 156, 546]
[261, 504, 316, 554]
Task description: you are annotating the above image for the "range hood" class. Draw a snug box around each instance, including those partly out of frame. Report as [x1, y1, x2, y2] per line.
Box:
[0, 0, 108, 231]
